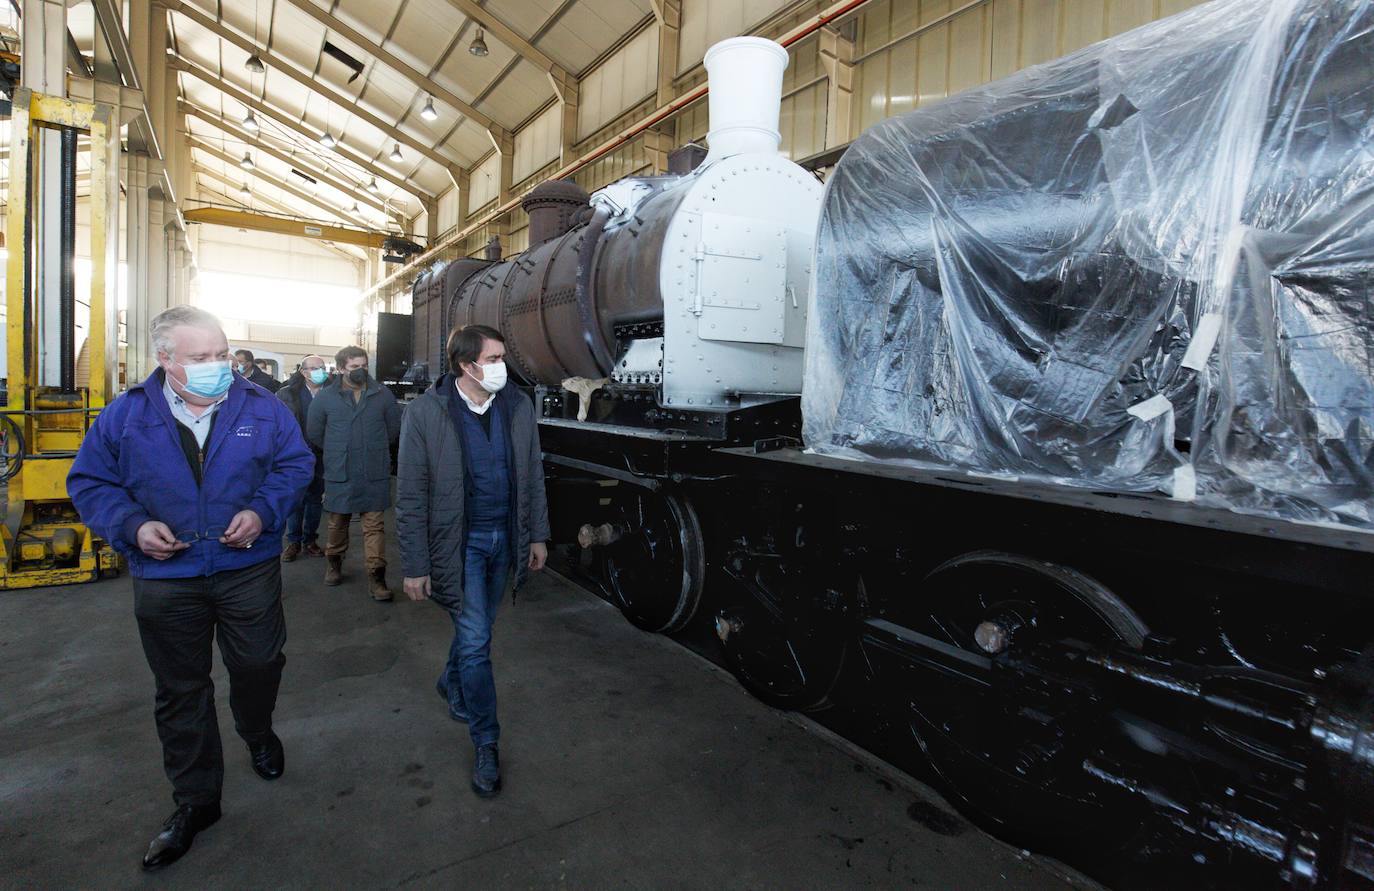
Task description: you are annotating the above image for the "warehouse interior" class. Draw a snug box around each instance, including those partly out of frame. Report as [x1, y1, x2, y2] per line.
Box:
[6, 0, 1374, 888]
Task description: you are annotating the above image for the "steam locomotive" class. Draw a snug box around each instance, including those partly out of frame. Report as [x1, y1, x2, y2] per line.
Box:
[392, 5, 1374, 887]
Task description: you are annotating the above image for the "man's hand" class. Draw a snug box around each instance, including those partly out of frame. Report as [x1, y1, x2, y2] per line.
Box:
[220, 510, 263, 548]
[137, 521, 189, 560]
[528, 541, 547, 572]
[404, 576, 432, 601]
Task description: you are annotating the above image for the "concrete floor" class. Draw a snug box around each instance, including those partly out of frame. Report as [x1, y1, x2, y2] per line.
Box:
[0, 525, 1094, 889]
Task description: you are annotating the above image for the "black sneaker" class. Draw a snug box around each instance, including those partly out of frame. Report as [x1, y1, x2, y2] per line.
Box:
[435, 678, 470, 724]
[472, 743, 501, 799]
[141, 802, 221, 871]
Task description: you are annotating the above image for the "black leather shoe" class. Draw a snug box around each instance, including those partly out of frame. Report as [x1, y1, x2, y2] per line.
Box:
[248, 732, 285, 780]
[472, 743, 501, 799]
[141, 802, 221, 871]
[435, 678, 470, 724]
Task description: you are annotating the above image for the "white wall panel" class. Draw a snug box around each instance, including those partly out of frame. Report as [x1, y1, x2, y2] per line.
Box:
[678, 0, 793, 74]
[577, 26, 658, 140]
[850, 0, 1210, 141]
[438, 188, 460, 234]
[514, 103, 563, 182]
[468, 151, 503, 212]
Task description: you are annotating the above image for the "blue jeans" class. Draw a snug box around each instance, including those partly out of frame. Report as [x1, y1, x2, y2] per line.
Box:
[285, 476, 325, 544]
[440, 525, 511, 748]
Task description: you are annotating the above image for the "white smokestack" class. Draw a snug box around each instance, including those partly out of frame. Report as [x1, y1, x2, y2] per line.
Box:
[703, 37, 789, 162]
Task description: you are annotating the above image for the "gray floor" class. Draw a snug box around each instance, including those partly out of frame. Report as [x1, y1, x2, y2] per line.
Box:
[0, 525, 1093, 890]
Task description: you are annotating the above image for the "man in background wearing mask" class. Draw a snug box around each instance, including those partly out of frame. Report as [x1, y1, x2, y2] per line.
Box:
[277, 355, 330, 560]
[67, 305, 313, 871]
[233, 348, 281, 393]
[306, 345, 401, 600]
[397, 324, 549, 799]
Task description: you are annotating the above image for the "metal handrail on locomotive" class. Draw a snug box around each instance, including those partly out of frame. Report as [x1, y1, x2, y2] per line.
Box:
[394, 3, 1374, 887]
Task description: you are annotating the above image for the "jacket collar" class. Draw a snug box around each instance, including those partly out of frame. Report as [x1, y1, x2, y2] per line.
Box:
[432, 372, 511, 408]
[139, 367, 260, 462]
[333, 376, 383, 399]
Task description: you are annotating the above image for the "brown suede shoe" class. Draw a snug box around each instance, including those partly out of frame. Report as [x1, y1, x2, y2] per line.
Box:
[304, 542, 325, 557]
[281, 542, 301, 563]
[324, 555, 343, 586]
[368, 567, 393, 602]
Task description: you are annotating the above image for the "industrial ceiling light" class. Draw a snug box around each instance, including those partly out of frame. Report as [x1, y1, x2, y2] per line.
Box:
[244, 53, 265, 75]
[367, 176, 380, 194]
[420, 94, 438, 122]
[389, 143, 403, 163]
[239, 182, 251, 199]
[469, 27, 489, 57]
[350, 200, 361, 214]
[319, 131, 337, 149]
[239, 151, 255, 171]
[243, 109, 259, 131]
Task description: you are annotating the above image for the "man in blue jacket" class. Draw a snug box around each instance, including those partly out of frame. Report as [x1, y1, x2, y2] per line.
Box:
[67, 305, 314, 872]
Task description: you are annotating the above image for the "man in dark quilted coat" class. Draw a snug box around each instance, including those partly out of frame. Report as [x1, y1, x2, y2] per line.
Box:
[396, 324, 550, 800]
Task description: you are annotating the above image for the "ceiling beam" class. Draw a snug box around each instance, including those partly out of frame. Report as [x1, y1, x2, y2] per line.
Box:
[195, 174, 369, 264]
[164, 0, 465, 184]
[189, 138, 377, 230]
[179, 98, 397, 218]
[439, 0, 568, 79]
[184, 207, 394, 249]
[278, 0, 503, 143]
[169, 53, 436, 205]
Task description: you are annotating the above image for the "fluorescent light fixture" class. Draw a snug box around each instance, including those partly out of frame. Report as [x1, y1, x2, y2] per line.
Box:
[420, 95, 438, 122]
[367, 177, 380, 194]
[319, 131, 337, 149]
[245, 54, 265, 74]
[469, 27, 489, 57]
[243, 109, 259, 131]
[389, 143, 403, 163]
[239, 152, 254, 170]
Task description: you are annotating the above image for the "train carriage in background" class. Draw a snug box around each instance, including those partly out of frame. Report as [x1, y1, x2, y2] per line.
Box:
[385, 4, 1374, 887]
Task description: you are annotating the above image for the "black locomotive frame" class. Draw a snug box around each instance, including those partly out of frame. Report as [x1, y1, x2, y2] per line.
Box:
[530, 387, 1374, 891]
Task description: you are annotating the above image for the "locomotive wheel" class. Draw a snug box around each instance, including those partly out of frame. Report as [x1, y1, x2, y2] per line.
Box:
[896, 551, 1149, 848]
[715, 552, 850, 712]
[601, 490, 704, 634]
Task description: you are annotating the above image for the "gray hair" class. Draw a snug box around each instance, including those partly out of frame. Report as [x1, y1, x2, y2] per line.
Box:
[150, 305, 223, 358]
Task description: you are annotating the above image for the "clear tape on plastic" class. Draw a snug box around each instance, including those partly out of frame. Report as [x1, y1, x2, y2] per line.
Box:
[803, 0, 1374, 531]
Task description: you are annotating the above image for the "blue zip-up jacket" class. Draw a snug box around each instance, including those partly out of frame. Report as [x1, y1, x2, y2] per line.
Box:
[67, 369, 315, 579]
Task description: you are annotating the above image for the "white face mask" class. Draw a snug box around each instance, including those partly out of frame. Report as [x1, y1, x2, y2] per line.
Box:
[467, 360, 507, 394]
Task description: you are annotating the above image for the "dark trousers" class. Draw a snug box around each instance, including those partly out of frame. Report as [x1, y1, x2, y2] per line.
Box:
[133, 557, 287, 807]
[285, 475, 325, 544]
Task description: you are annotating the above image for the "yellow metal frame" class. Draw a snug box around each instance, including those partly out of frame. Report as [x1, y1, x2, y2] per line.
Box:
[0, 88, 120, 588]
[183, 206, 394, 249]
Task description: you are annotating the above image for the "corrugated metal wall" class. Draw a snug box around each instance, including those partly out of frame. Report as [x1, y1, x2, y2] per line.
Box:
[514, 103, 563, 183]
[468, 150, 503, 214]
[678, 0, 795, 73]
[575, 136, 652, 192]
[578, 26, 659, 140]
[851, 0, 1209, 139]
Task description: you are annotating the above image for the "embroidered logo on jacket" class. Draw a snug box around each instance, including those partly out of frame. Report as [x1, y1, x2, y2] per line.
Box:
[234, 425, 258, 438]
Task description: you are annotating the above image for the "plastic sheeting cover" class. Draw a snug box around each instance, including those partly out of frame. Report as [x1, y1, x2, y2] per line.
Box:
[804, 0, 1374, 529]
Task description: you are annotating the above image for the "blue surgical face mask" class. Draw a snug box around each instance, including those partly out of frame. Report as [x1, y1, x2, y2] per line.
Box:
[308, 368, 328, 386]
[175, 359, 233, 399]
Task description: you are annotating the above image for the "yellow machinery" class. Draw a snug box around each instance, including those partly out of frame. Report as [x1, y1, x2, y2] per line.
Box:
[0, 88, 120, 587]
